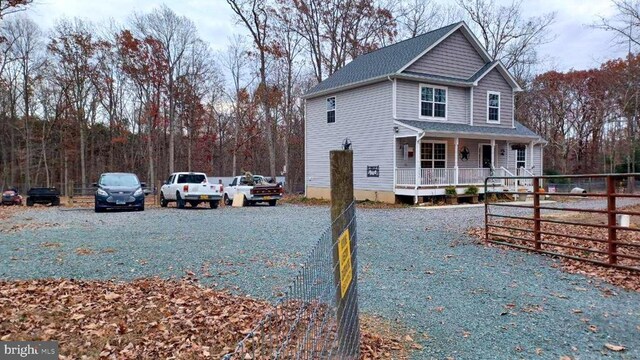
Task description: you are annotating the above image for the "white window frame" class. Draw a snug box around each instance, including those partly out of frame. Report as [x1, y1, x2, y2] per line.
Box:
[419, 84, 448, 121]
[420, 140, 448, 169]
[515, 146, 527, 169]
[487, 91, 501, 124]
[326, 96, 336, 123]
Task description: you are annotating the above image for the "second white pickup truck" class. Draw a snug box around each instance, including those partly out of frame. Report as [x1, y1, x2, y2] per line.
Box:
[160, 172, 223, 209]
[223, 175, 283, 206]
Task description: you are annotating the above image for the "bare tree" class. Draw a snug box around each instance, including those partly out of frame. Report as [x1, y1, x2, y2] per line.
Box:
[594, 0, 640, 51]
[132, 5, 199, 174]
[227, 0, 278, 179]
[3, 15, 44, 188]
[457, 0, 556, 83]
[396, 0, 462, 39]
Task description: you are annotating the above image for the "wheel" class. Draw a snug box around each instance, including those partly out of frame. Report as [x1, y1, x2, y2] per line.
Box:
[242, 196, 248, 207]
[224, 194, 231, 206]
[189, 201, 199, 208]
[210, 200, 219, 209]
[176, 192, 185, 209]
[160, 192, 168, 207]
[268, 200, 277, 207]
[26, 198, 34, 207]
[52, 198, 60, 206]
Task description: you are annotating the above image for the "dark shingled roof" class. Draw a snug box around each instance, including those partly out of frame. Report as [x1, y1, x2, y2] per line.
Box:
[305, 22, 463, 97]
[397, 119, 542, 139]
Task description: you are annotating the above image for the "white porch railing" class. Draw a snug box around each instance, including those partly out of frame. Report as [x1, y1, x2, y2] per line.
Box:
[396, 168, 416, 186]
[420, 168, 456, 186]
[395, 167, 534, 187]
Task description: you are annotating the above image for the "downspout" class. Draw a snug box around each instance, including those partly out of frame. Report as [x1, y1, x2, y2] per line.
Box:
[415, 130, 426, 204]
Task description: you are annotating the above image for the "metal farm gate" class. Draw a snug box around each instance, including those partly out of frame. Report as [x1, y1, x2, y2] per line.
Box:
[484, 174, 640, 272]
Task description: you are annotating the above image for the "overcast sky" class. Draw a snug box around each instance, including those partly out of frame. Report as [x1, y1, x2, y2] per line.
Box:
[24, 0, 628, 73]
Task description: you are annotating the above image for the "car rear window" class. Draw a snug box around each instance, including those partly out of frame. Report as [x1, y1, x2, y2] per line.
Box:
[177, 174, 206, 184]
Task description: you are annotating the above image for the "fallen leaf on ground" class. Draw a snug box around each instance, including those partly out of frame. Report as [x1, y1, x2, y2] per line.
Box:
[604, 343, 625, 352]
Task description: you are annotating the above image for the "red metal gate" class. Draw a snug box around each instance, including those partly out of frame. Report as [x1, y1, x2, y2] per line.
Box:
[484, 174, 640, 272]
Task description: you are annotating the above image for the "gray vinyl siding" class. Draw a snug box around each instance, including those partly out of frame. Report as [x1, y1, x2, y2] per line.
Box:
[396, 137, 416, 168]
[473, 68, 514, 128]
[395, 80, 470, 124]
[404, 30, 486, 79]
[306, 81, 393, 192]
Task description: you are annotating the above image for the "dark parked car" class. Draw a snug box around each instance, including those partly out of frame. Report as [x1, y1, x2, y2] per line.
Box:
[94, 173, 145, 213]
[1, 188, 23, 206]
[26, 187, 61, 206]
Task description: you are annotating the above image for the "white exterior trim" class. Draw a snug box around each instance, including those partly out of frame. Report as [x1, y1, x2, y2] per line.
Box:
[486, 91, 501, 124]
[512, 92, 515, 128]
[304, 100, 308, 196]
[418, 83, 448, 121]
[470, 87, 474, 126]
[392, 78, 397, 119]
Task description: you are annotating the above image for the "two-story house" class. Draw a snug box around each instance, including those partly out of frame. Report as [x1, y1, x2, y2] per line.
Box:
[302, 22, 546, 204]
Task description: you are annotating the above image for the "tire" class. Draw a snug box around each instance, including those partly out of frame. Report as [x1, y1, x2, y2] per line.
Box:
[52, 198, 60, 206]
[137, 204, 145, 211]
[26, 198, 34, 207]
[176, 192, 185, 209]
[242, 196, 248, 207]
[210, 200, 219, 209]
[268, 200, 277, 207]
[160, 192, 168, 207]
[189, 201, 199, 208]
[224, 194, 231, 206]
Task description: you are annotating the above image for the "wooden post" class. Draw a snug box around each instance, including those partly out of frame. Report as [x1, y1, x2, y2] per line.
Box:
[533, 177, 541, 250]
[607, 176, 617, 264]
[330, 150, 359, 358]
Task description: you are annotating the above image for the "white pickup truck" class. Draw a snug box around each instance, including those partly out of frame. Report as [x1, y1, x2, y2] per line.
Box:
[160, 172, 223, 209]
[223, 175, 283, 206]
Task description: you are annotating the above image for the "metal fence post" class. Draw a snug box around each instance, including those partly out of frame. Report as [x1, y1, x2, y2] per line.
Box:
[330, 150, 359, 358]
[533, 177, 541, 250]
[607, 176, 617, 264]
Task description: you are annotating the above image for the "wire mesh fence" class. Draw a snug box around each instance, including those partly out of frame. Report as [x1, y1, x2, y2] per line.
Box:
[223, 201, 359, 360]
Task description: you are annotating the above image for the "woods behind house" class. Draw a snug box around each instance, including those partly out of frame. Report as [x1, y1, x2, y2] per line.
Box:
[0, 0, 638, 193]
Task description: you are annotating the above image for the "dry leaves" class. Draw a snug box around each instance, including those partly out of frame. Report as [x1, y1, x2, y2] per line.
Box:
[604, 343, 625, 352]
[0, 278, 407, 359]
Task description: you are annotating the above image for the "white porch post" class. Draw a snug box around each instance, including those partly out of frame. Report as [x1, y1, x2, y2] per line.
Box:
[454, 137, 459, 185]
[490, 139, 496, 169]
[529, 141, 535, 171]
[415, 135, 422, 204]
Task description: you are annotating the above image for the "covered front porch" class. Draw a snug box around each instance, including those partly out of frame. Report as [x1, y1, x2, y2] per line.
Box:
[394, 131, 541, 199]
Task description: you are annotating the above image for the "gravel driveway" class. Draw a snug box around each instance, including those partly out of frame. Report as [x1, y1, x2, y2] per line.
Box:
[1, 200, 639, 359]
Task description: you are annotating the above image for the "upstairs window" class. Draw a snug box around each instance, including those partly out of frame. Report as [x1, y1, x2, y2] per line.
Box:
[327, 97, 336, 123]
[487, 91, 500, 123]
[420, 85, 447, 119]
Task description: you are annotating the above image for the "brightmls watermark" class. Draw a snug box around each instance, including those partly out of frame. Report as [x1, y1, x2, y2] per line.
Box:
[1, 341, 58, 359]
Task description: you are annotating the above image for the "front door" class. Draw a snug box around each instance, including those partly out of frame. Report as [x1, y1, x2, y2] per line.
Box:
[480, 144, 493, 168]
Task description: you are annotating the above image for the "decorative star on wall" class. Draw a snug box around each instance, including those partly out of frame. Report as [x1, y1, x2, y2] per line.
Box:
[460, 146, 470, 161]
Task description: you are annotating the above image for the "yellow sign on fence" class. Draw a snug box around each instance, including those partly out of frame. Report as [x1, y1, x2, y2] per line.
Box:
[338, 228, 353, 298]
